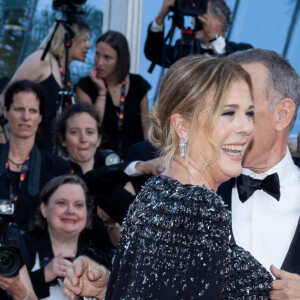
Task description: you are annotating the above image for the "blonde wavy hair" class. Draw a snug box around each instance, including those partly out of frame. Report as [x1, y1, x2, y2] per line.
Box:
[38, 16, 90, 58]
[149, 54, 253, 170]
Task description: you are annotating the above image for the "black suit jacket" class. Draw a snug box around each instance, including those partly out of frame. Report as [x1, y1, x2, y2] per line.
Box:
[217, 156, 300, 274]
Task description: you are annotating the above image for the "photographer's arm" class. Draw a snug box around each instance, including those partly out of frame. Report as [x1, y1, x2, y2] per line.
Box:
[0, 265, 37, 300]
[155, 0, 176, 26]
[144, 0, 176, 67]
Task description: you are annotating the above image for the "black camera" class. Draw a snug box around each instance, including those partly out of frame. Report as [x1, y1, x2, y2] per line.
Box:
[53, 0, 87, 15]
[0, 201, 23, 277]
[171, 0, 208, 30]
[174, 0, 208, 16]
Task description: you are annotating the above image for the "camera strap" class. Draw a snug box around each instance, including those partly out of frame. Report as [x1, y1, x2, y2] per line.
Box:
[5, 154, 30, 201]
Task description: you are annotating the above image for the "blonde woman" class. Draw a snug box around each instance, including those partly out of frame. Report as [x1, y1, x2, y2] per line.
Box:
[63, 55, 273, 299]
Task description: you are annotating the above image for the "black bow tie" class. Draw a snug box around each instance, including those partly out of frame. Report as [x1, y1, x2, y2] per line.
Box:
[201, 48, 215, 56]
[237, 173, 281, 203]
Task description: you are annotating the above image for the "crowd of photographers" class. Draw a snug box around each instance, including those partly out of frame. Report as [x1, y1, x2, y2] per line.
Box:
[0, 0, 255, 299]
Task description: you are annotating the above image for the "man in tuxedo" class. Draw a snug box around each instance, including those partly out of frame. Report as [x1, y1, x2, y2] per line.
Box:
[144, 0, 253, 69]
[218, 48, 300, 299]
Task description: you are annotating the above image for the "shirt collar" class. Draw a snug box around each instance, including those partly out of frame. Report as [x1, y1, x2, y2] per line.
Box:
[242, 147, 294, 187]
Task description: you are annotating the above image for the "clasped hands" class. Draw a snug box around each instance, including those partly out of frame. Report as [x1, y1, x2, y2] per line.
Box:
[63, 257, 300, 300]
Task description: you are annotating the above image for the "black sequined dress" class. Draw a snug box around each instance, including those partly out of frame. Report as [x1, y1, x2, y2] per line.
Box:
[106, 175, 272, 299]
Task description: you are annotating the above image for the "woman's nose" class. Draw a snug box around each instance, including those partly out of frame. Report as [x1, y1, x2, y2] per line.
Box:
[80, 132, 87, 142]
[66, 204, 75, 214]
[239, 116, 254, 136]
[22, 110, 30, 120]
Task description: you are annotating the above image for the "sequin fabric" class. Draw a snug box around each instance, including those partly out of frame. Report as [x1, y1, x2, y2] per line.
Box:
[106, 175, 272, 299]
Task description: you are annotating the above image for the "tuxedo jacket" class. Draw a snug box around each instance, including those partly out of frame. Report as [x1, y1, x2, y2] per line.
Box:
[217, 156, 300, 274]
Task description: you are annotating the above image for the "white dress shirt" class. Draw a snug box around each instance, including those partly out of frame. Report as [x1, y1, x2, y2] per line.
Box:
[231, 148, 300, 274]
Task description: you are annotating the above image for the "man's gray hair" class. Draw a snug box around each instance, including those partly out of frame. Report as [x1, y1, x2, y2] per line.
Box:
[210, 0, 232, 33]
[229, 48, 300, 130]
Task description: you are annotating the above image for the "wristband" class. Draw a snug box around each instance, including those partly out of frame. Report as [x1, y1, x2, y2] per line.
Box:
[98, 93, 106, 97]
[22, 287, 29, 300]
[105, 223, 119, 230]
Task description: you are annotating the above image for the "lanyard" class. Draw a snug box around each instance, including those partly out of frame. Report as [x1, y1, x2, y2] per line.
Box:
[5, 155, 30, 201]
[57, 58, 71, 89]
[57, 58, 72, 109]
[105, 80, 126, 155]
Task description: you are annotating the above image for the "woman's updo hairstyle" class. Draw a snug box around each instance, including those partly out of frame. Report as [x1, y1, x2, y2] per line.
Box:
[149, 54, 253, 169]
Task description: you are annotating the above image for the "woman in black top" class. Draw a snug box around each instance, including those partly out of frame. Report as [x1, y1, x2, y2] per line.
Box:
[25, 174, 110, 299]
[75, 31, 151, 159]
[0, 80, 70, 233]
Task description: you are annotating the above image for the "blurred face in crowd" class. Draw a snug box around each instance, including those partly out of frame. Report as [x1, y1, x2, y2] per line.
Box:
[41, 183, 87, 237]
[187, 80, 254, 189]
[62, 112, 101, 164]
[4, 91, 42, 140]
[70, 30, 91, 62]
[94, 41, 118, 81]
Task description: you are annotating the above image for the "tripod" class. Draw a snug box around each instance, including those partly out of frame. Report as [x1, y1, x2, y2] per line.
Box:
[41, 18, 76, 117]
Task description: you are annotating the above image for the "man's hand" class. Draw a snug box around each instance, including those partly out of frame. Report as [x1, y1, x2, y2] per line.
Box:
[197, 9, 216, 42]
[63, 256, 109, 300]
[269, 265, 300, 299]
[155, 0, 176, 25]
[135, 157, 163, 175]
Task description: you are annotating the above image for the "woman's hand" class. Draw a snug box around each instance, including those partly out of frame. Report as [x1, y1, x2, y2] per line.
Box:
[0, 265, 37, 300]
[44, 252, 75, 283]
[64, 256, 109, 300]
[89, 68, 106, 92]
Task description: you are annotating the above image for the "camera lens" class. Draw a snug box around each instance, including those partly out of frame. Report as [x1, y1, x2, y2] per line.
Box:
[0, 248, 22, 277]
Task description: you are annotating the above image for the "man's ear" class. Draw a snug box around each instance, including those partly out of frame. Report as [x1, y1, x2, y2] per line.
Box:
[275, 98, 295, 131]
[170, 113, 189, 140]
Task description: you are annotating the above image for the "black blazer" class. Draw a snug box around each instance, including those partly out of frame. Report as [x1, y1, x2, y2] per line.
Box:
[217, 156, 300, 274]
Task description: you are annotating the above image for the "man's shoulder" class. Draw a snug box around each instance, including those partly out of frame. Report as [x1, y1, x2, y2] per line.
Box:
[225, 40, 253, 53]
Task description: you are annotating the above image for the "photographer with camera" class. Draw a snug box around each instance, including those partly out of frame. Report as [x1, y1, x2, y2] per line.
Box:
[0, 80, 70, 234]
[145, 0, 253, 68]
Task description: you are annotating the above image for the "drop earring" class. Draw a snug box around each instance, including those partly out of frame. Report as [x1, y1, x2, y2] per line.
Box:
[179, 137, 187, 158]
